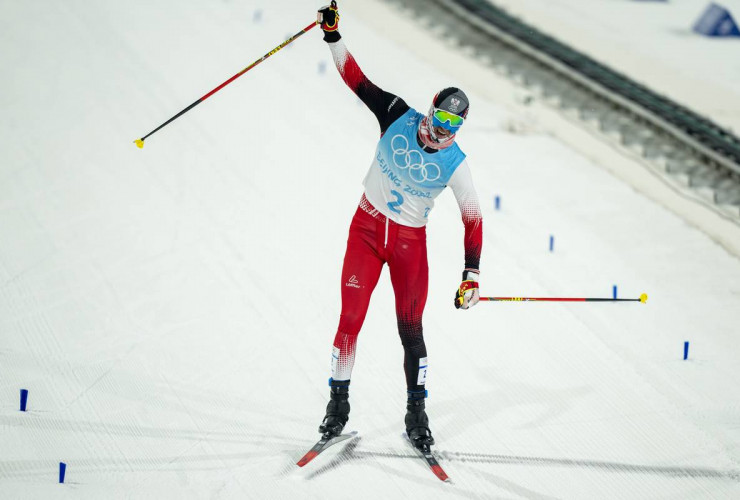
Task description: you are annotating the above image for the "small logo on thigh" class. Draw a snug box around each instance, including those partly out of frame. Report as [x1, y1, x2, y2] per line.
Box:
[345, 275, 361, 288]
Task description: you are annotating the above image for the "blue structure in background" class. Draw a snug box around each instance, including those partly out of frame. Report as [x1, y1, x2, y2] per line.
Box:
[693, 3, 740, 37]
[59, 462, 66, 484]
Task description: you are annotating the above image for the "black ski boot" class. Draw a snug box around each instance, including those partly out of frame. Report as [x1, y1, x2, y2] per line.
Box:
[405, 391, 435, 448]
[318, 383, 350, 438]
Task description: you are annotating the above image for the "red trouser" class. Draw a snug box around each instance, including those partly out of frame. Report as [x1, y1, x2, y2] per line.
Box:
[331, 197, 429, 392]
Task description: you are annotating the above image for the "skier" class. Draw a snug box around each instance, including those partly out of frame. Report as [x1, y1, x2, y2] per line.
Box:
[315, 2, 483, 449]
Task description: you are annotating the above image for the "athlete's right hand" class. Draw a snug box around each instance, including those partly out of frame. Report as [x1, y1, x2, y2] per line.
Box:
[317, 2, 340, 33]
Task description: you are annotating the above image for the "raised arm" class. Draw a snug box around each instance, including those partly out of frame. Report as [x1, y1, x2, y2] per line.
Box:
[318, 3, 409, 135]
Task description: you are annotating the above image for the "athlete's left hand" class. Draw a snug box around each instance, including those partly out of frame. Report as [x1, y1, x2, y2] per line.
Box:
[454, 271, 480, 310]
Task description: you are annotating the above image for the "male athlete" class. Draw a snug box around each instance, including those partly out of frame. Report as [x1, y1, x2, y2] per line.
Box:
[315, 2, 483, 449]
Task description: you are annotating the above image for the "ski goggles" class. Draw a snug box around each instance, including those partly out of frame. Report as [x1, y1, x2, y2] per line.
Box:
[432, 108, 465, 131]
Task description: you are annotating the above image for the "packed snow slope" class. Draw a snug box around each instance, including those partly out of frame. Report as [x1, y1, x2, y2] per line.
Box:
[488, 0, 740, 133]
[1, 1, 739, 498]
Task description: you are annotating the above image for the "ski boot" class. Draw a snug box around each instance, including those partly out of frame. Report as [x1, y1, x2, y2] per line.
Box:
[405, 390, 435, 449]
[318, 381, 350, 438]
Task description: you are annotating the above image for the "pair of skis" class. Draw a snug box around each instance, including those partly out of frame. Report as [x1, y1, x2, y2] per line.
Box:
[296, 431, 449, 482]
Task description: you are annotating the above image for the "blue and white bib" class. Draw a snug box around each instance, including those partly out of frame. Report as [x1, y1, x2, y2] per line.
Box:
[363, 108, 466, 227]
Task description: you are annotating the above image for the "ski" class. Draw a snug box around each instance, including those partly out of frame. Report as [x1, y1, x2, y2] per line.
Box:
[296, 431, 358, 467]
[404, 433, 450, 482]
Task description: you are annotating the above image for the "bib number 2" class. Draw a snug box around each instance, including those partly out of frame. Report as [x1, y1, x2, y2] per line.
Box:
[387, 190, 404, 214]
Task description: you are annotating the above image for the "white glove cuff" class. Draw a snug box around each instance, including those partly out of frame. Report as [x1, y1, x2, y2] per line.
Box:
[463, 270, 479, 281]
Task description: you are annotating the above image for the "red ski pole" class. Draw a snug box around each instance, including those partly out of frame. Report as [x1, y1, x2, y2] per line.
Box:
[134, 20, 318, 149]
[480, 293, 648, 303]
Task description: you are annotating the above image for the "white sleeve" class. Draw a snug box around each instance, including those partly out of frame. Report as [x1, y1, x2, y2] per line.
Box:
[447, 160, 483, 272]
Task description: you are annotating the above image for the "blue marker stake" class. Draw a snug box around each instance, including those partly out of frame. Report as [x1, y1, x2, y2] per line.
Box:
[318, 61, 326, 74]
[683, 341, 689, 361]
[549, 235, 554, 252]
[494, 195, 500, 211]
[59, 462, 66, 484]
[20, 389, 28, 412]
[613, 285, 618, 299]
[253, 10, 262, 23]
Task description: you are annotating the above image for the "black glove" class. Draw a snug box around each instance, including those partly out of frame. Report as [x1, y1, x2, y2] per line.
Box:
[317, 1, 341, 42]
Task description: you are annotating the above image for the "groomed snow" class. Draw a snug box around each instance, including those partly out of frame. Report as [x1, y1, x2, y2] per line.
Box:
[1, 1, 739, 498]
[487, 0, 740, 132]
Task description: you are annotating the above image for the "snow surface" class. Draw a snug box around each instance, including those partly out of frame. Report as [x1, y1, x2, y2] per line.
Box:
[487, 0, 740, 132]
[1, 0, 739, 498]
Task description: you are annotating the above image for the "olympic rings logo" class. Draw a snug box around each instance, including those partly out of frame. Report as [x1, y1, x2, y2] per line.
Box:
[391, 135, 441, 183]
